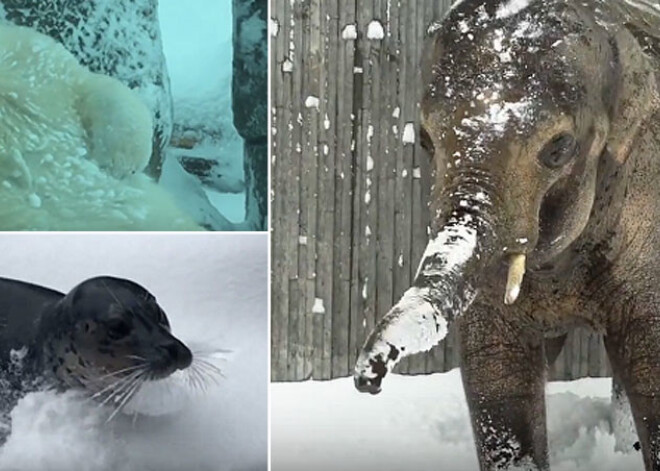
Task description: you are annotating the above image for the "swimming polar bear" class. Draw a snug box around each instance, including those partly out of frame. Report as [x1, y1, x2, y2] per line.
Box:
[0, 24, 201, 230]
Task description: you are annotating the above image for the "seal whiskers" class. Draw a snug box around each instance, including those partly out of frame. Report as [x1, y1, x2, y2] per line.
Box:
[106, 372, 147, 423]
[182, 350, 224, 392]
[94, 363, 148, 382]
[95, 368, 148, 405]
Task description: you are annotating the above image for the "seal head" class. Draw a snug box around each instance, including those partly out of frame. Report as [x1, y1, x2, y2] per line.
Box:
[29, 276, 192, 395]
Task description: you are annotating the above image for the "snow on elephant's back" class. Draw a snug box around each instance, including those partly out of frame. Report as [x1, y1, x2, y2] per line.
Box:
[0, 24, 200, 230]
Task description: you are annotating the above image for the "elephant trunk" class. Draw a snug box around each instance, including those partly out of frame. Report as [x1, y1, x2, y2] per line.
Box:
[354, 200, 499, 393]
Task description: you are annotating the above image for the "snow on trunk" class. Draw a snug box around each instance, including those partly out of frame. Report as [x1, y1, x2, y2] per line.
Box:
[354, 215, 482, 392]
[0, 0, 173, 179]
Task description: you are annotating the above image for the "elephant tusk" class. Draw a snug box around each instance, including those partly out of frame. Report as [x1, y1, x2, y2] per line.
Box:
[504, 253, 526, 305]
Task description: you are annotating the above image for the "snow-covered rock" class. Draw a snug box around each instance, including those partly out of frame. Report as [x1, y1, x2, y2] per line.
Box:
[160, 148, 248, 231]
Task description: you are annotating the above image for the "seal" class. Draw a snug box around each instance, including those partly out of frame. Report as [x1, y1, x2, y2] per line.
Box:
[0, 276, 193, 442]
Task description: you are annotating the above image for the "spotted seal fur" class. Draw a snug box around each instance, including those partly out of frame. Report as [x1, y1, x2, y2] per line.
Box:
[0, 276, 193, 443]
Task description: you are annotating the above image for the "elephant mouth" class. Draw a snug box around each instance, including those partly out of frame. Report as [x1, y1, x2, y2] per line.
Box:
[497, 218, 568, 303]
[530, 233, 566, 267]
[500, 229, 567, 283]
[530, 170, 596, 269]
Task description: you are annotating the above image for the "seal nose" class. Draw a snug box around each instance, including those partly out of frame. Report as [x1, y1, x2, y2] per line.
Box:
[163, 340, 193, 370]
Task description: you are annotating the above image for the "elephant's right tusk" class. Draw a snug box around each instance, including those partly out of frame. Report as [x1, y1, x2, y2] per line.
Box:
[504, 253, 526, 305]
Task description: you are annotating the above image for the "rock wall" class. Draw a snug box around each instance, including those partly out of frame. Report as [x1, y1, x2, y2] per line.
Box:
[233, 0, 267, 230]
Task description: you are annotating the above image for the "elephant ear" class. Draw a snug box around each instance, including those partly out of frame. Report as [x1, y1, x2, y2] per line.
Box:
[607, 27, 659, 164]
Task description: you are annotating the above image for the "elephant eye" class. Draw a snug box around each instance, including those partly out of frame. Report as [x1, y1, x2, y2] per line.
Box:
[419, 125, 435, 156]
[538, 133, 579, 169]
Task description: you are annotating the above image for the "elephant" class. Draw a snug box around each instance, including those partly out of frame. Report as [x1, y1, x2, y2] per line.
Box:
[353, 0, 660, 469]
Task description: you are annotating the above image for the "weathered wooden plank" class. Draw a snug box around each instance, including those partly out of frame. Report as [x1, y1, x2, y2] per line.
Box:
[375, 0, 395, 359]
[367, 0, 395, 370]
[559, 331, 570, 380]
[579, 331, 590, 378]
[549, 335, 565, 381]
[331, 0, 356, 378]
[600, 334, 612, 377]
[587, 333, 601, 377]
[564, 330, 576, 380]
[376, 7, 392, 328]
[299, 0, 322, 380]
[287, 277, 301, 380]
[287, 0, 306, 381]
[272, 0, 294, 382]
[390, 0, 418, 374]
[572, 329, 583, 379]
[347, 0, 372, 377]
[314, 0, 339, 380]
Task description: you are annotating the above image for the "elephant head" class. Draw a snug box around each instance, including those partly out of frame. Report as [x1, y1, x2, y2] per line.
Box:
[354, 0, 659, 393]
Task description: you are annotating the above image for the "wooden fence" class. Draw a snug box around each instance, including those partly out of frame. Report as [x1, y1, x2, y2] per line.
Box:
[270, 0, 611, 382]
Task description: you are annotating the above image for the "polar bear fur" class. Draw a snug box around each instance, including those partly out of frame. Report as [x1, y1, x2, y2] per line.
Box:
[0, 24, 200, 230]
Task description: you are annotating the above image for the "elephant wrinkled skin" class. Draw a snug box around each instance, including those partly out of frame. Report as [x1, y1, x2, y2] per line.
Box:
[354, 0, 660, 469]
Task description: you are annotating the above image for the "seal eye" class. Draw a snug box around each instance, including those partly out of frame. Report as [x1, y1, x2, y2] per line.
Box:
[106, 319, 131, 340]
[538, 133, 579, 169]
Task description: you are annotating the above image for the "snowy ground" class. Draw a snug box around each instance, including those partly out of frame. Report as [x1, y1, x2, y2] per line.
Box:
[272, 371, 644, 471]
[0, 233, 268, 471]
[159, 0, 246, 227]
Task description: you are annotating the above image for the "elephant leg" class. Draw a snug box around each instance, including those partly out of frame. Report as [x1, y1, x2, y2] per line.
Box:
[604, 312, 660, 470]
[459, 307, 549, 471]
[611, 372, 639, 453]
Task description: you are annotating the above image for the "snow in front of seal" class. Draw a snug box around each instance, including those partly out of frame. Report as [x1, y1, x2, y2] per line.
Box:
[495, 0, 532, 19]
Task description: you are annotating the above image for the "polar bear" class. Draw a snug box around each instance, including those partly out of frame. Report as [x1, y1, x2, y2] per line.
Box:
[0, 24, 201, 230]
